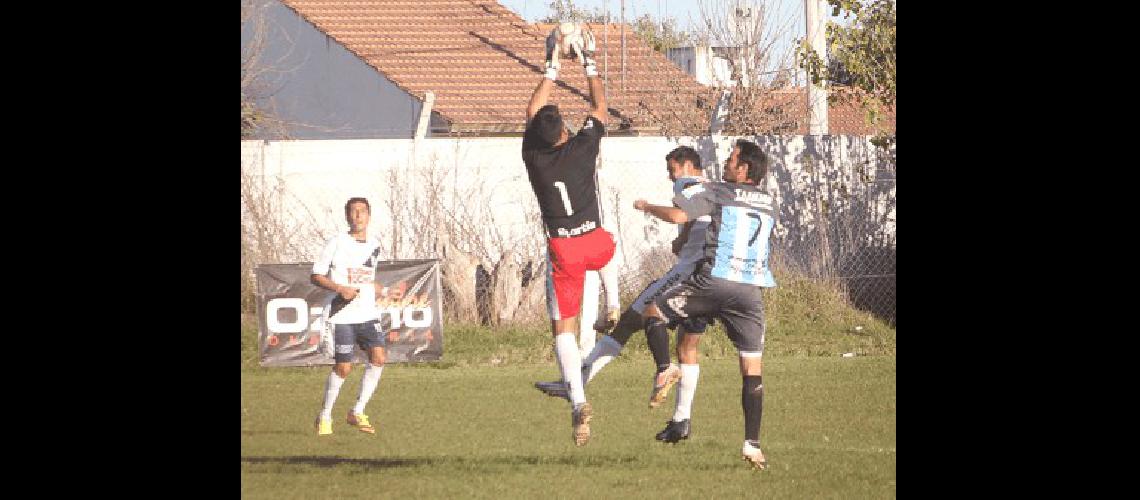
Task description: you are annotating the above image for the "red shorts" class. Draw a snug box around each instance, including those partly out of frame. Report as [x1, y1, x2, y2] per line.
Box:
[546, 228, 616, 320]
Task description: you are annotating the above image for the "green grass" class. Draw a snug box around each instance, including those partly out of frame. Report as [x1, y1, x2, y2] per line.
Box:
[242, 327, 894, 498]
[764, 273, 896, 357]
[241, 273, 896, 498]
[241, 359, 894, 499]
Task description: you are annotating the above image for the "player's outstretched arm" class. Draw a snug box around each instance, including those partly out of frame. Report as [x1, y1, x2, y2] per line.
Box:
[586, 74, 605, 124]
[575, 28, 606, 124]
[526, 27, 562, 123]
[526, 78, 555, 124]
[634, 199, 689, 224]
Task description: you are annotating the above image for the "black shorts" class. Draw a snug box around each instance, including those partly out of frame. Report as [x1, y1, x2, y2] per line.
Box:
[653, 272, 766, 354]
[676, 316, 711, 333]
[628, 269, 711, 334]
[332, 320, 386, 363]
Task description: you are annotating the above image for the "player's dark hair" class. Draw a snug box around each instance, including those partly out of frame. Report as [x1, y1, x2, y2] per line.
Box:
[734, 140, 768, 184]
[344, 197, 370, 217]
[534, 104, 565, 147]
[665, 146, 701, 170]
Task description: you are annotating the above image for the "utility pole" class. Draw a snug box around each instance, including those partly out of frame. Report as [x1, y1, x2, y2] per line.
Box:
[621, 0, 626, 92]
[805, 0, 829, 135]
[604, 0, 609, 99]
[737, 2, 751, 88]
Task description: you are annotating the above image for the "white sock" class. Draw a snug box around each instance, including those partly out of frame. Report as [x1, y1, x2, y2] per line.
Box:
[578, 272, 600, 357]
[555, 333, 587, 406]
[320, 371, 346, 419]
[672, 364, 700, 422]
[352, 363, 384, 415]
[579, 272, 597, 357]
[583, 336, 624, 383]
[743, 440, 763, 455]
[600, 258, 620, 310]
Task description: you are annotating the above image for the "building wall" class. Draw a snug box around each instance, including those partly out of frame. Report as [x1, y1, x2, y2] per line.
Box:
[242, 134, 895, 322]
[241, 0, 426, 139]
[241, 134, 895, 265]
[667, 46, 737, 87]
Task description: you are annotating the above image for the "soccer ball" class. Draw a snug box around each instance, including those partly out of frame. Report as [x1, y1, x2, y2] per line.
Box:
[557, 22, 584, 59]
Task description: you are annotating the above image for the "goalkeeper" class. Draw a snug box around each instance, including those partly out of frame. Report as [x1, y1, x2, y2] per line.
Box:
[534, 145, 714, 409]
[522, 22, 620, 446]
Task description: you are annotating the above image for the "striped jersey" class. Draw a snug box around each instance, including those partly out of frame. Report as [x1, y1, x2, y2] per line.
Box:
[672, 181, 777, 287]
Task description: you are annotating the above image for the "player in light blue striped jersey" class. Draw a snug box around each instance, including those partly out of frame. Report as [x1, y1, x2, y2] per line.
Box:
[632, 139, 776, 470]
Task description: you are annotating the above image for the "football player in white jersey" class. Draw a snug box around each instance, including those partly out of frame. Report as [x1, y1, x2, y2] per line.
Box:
[311, 197, 389, 436]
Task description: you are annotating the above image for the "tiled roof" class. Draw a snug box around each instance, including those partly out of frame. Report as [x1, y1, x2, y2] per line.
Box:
[749, 87, 896, 135]
[278, 0, 893, 136]
[828, 97, 896, 135]
[279, 0, 712, 134]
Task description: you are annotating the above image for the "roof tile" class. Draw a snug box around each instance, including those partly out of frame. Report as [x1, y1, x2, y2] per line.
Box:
[280, 0, 893, 135]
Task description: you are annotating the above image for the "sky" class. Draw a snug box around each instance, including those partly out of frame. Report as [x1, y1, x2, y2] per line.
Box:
[496, 0, 813, 37]
[497, 0, 831, 81]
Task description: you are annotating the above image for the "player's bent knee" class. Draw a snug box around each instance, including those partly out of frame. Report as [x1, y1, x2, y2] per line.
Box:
[642, 302, 661, 318]
[738, 352, 763, 375]
[614, 308, 642, 333]
[552, 317, 579, 335]
[678, 348, 699, 365]
[334, 363, 353, 378]
[370, 348, 387, 366]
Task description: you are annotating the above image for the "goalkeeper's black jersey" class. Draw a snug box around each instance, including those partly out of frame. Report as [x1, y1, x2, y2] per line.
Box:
[521, 115, 606, 238]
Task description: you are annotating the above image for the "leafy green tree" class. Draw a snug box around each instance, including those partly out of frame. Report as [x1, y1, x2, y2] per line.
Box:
[540, 1, 689, 54]
[632, 13, 691, 52]
[797, 0, 895, 140]
[538, 0, 607, 23]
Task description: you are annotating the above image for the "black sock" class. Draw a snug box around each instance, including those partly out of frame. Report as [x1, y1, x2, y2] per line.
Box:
[644, 316, 672, 372]
[742, 375, 764, 443]
[609, 309, 644, 346]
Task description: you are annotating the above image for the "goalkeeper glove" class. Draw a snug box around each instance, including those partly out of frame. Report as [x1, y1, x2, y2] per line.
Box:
[544, 28, 561, 80]
[571, 29, 598, 77]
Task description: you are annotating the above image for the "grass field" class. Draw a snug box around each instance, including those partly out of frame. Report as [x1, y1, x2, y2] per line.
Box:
[241, 315, 896, 499]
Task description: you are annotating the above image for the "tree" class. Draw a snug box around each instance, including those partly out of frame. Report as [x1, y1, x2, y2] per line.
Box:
[632, 13, 692, 52]
[797, 0, 896, 140]
[539, 1, 689, 54]
[538, 0, 607, 23]
[241, 0, 292, 139]
[693, 1, 799, 88]
[241, 0, 267, 138]
[684, 0, 802, 135]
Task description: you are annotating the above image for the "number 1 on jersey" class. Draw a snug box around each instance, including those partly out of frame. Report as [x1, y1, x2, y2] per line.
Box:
[553, 181, 574, 216]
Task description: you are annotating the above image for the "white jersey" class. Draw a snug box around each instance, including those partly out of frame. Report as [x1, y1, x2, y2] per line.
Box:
[673, 176, 711, 264]
[312, 232, 383, 324]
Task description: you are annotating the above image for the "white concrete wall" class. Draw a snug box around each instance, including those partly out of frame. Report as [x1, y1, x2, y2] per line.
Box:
[667, 46, 738, 87]
[241, 135, 895, 279]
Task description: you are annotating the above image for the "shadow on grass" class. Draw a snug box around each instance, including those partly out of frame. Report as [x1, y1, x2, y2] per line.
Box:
[242, 453, 642, 471]
[243, 456, 431, 469]
[240, 430, 304, 436]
